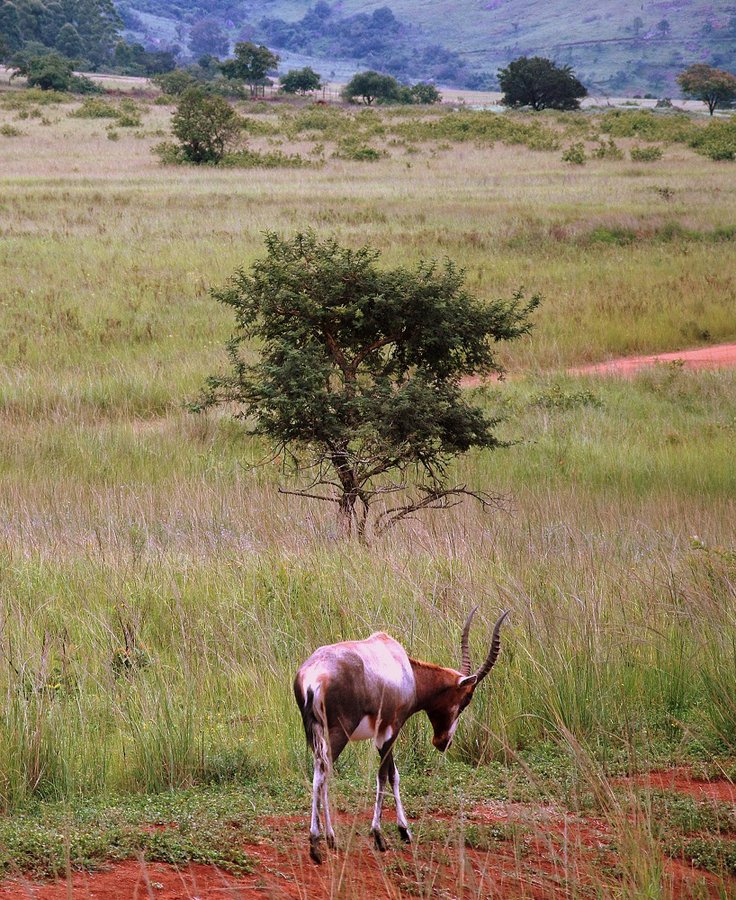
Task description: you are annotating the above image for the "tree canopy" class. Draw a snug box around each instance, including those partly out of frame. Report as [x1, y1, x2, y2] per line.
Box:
[189, 18, 229, 58]
[677, 64, 736, 115]
[343, 70, 400, 104]
[0, 0, 121, 67]
[194, 231, 539, 539]
[280, 66, 321, 94]
[220, 41, 279, 96]
[498, 56, 587, 111]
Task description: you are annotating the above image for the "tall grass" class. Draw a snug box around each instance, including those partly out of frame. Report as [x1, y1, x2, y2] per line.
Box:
[0, 86, 734, 867]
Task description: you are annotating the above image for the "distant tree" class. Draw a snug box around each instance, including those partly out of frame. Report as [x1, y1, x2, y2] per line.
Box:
[220, 41, 279, 97]
[193, 231, 539, 540]
[677, 63, 736, 115]
[189, 18, 229, 58]
[171, 87, 240, 163]
[55, 23, 83, 59]
[0, 2, 23, 52]
[153, 68, 198, 96]
[498, 56, 587, 111]
[410, 81, 441, 104]
[280, 66, 321, 94]
[343, 70, 400, 104]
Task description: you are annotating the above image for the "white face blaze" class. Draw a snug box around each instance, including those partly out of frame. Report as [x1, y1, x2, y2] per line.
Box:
[445, 708, 462, 747]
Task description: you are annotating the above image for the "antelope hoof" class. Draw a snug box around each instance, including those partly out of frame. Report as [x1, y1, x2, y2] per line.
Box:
[309, 835, 323, 864]
[398, 825, 412, 844]
[371, 828, 388, 852]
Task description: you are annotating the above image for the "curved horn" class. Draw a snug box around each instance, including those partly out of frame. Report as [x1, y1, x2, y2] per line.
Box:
[460, 605, 479, 675]
[473, 610, 510, 684]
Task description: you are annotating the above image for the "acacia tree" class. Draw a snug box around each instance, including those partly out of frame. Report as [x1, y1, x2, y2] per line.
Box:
[194, 232, 539, 539]
[498, 56, 587, 111]
[677, 64, 736, 115]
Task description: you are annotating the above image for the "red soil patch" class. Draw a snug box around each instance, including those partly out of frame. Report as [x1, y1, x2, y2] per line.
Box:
[567, 342, 736, 378]
[461, 342, 736, 388]
[1, 790, 733, 900]
[627, 767, 736, 804]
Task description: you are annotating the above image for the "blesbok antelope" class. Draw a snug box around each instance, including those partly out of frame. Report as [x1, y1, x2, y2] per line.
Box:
[294, 607, 509, 863]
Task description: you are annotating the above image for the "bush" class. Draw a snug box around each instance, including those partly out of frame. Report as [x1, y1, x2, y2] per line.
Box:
[409, 82, 441, 104]
[68, 74, 102, 95]
[169, 88, 240, 164]
[25, 54, 73, 92]
[592, 138, 623, 160]
[599, 109, 693, 142]
[334, 141, 385, 161]
[221, 148, 309, 168]
[562, 142, 586, 164]
[70, 98, 119, 118]
[689, 120, 736, 161]
[630, 145, 663, 161]
[153, 70, 199, 97]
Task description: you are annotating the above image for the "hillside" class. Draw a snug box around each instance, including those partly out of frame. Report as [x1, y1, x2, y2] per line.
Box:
[118, 0, 736, 95]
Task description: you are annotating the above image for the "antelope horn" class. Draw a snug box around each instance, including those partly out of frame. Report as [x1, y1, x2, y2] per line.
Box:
[473, 610, 510, 684]
[460, 605, 479, 675]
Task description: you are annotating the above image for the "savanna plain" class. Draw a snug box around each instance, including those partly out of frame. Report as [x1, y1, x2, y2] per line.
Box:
[0, 78, 736, 897]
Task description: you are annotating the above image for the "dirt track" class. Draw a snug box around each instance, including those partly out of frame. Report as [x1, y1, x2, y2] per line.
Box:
[568, 343, 736, 377]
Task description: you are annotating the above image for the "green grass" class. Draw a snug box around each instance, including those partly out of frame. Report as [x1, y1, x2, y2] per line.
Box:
[0, 89, 734, 892]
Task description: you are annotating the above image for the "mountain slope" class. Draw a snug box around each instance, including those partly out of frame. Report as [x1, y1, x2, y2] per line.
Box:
[119, 0, 736, 95]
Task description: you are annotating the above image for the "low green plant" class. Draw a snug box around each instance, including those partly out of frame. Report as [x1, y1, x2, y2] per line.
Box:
[334, 141, 385, 161]
[592, 138, 623, 160]
[562, 142, 586, 164]
[530, 383, 604, 410]
[630, 145, 663, 162]
[70, 98, 119, 118]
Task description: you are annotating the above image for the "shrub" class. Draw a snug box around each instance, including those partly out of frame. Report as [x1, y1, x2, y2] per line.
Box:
[599, 109, 693, 142]
[221, 148, 309, 168]
[592, 138, 623, 160]
[70, 98, 119, 118]
[530, 384, 604, 410]
[630, 145, 663, 161]
[689, 120, 736, 161]
[170, 88, 240, 164]
[334, 141, 385, 161]
[562, 142, 586, 164]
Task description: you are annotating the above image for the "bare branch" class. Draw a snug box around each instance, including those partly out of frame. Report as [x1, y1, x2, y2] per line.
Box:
[278, 487, 340, 503]
[374, 486, 508, 536]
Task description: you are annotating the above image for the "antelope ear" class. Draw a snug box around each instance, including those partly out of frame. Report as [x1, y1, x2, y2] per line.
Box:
[458, 674, 477, 687]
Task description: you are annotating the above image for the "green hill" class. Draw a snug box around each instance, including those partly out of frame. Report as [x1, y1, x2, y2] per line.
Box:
[119, 0, 735, 95]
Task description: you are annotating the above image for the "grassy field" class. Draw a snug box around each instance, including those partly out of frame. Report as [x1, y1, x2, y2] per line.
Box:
[0, 85, 735, 894]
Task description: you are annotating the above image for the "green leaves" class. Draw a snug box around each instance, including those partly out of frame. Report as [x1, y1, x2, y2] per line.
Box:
[198, 231, 539, 535]
[498, 56, 587, 111]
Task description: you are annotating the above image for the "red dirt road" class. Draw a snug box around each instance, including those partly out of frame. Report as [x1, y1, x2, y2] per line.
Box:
[568, 343, 736, 378]
[1, 769, 735, 899]
[462, 342, 736, 388]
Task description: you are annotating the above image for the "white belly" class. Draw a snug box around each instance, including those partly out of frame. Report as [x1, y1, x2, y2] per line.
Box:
[350, 715, 393, 746]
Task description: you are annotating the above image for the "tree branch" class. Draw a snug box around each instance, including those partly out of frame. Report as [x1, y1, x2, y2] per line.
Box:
[277, 487, 340, 503]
